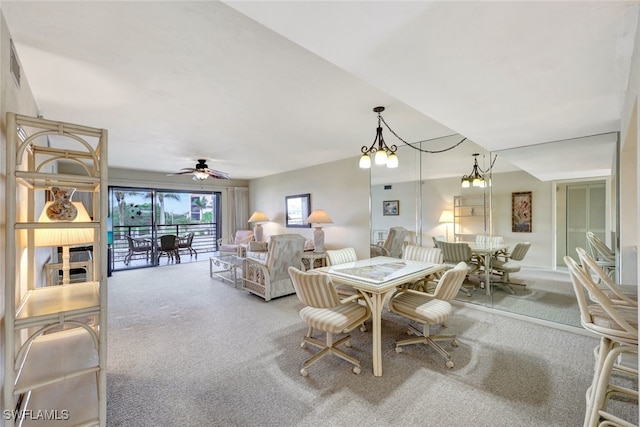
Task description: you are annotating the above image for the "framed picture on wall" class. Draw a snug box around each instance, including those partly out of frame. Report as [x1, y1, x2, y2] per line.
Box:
[383, 200, 399, 216]
[512, 191, 532, 232]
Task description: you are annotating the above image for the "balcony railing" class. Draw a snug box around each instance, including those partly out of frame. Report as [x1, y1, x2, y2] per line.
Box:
[112, 222, 219, 269]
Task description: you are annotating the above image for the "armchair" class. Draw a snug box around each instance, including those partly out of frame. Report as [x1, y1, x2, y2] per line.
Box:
[242, 234, 306, 301]
[288, 266, 371, 376]
[370, 226, 407, 258]
[389, 262, 468, 368]
[217, 230, 254, 256]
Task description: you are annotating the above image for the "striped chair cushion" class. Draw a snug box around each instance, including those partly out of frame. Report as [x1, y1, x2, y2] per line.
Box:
[390, 293, 452, 325]
[403, 245, 443, 264]
[300, 303, 369, 334]
[326, 248, 358, 266]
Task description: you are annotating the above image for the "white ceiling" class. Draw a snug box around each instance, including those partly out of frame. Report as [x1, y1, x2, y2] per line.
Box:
[2, 1, 637, 182]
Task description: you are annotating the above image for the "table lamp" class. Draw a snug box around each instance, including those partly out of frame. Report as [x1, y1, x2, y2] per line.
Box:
[305, 209, 333, 253]
[35, 201, 94, 285]
[248, 211, 270, 242]
[438, 209, 454, 242]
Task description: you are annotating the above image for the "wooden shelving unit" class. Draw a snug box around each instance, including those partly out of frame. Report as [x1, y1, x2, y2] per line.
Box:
[4, 113, 108, 427]
[453, 194, 488, 243]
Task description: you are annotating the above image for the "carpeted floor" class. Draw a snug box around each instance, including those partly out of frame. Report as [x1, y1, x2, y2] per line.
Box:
[106, 260, 637, 426]
[457, 267, 581, 327]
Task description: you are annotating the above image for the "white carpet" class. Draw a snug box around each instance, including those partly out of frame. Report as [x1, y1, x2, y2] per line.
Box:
[106, 261, 637, 426]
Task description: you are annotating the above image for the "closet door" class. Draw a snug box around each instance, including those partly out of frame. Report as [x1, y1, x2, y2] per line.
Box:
[566, 182, 606, 258]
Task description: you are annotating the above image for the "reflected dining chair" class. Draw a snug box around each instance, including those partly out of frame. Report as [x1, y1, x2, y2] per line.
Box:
[564, 255, 638, 427]
[490, 242, 531, 294]
[388, 262, 468, 368]
[586, 231, 616, 280]
[288, 266, 371, 376]
[437, 241, 477, 296]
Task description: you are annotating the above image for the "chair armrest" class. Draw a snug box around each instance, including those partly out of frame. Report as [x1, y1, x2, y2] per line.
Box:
[370, 244, 390, 257]
[391, 287, 437, 299]
[238, 234, 255, 244]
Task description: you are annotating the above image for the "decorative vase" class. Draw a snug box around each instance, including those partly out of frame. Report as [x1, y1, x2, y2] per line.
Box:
[46, 187, 78, 221]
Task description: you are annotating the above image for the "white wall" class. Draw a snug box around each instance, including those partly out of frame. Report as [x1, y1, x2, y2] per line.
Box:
[0, 10, 39, 426]
[249, 157, 371, 260]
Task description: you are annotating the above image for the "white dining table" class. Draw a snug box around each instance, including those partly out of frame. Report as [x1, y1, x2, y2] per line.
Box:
[467, 243, 510, 295]
[317, 256, 446, 377]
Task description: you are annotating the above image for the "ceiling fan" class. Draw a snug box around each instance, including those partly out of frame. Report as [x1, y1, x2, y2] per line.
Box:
[167, 159, 230, 181]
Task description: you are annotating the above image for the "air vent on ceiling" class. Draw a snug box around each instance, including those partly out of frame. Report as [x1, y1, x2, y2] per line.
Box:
[384, 185, 392, 190]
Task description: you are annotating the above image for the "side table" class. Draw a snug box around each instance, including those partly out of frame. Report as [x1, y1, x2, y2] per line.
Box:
[301, 252, 327, 271]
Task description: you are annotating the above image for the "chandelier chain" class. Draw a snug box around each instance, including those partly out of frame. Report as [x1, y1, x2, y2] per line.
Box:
[379, 115, 467, 154]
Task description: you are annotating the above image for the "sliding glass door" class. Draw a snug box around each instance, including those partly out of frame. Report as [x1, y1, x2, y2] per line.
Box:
[109, 187, 222, 271]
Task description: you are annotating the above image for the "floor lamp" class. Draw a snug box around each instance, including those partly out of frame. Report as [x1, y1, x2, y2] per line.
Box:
[35, 201, 94, 285]
[438, 210, 454, 242]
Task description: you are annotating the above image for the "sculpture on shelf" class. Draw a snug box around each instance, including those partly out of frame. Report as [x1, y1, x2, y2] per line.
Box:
[46, 187, 78, 221]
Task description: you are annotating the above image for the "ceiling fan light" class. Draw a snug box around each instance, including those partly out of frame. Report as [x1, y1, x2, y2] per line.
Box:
[194, 170, 209, 180]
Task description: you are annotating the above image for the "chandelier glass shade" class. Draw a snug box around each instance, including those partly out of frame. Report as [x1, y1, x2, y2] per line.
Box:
[461, 153, 487, 188]
[359, 106, 398, 169]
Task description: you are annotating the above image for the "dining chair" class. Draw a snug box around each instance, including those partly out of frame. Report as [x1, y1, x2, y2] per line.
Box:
[325, 247, 358, 266]
[388, 262, 468, 368]
[288, 266, 371, 376]
[575, 247, 636, 307]
[437, 241, 478, 296]
[490, 242, 531, 294]
[586, 231, 616, 280]
[564, 255, 638, 427]
[157, 234, 179, 263]
[401, 245, 443, 292]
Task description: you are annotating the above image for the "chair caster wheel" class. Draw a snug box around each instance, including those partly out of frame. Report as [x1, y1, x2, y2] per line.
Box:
[451, 339, 459, 347]
[300, 342, 307, 349]
[300, 368, 308, 377]
[352, 366, 361, 375]
[360, 325, 367, 332]
[345, 340, 352, 348]
[406, 329, 413, 336]
[446, 360, 454, 369]
[395, 346, 402, 353]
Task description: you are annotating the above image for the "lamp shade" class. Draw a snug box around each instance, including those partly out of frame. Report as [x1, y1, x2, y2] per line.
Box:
[34, 201, 94, 247]
[438, 210, 454, 223]
[248, 211, 269, 223]
[306, 209, 333, 225]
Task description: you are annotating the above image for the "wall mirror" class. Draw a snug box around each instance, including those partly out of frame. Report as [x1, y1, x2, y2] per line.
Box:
[285, 193, 311, 228]
[369, 129, 622, 329]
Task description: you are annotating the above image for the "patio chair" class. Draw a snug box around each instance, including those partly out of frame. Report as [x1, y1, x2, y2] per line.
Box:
[124, 235, 152, 265]
[158, 234, 179, 263]
[178, 232, 197, 258]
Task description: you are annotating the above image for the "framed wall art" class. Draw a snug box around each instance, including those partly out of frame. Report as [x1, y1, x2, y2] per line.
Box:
[512, 191, 532, 232]
[383, 200, 399, 216]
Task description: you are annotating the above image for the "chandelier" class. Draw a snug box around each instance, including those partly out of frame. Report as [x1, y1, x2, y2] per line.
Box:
[461, 153, 487, 188]
[359, 106, 398, 169]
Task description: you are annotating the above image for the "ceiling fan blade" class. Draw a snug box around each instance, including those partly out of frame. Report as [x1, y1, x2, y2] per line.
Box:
[205, 168, 230, 179]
